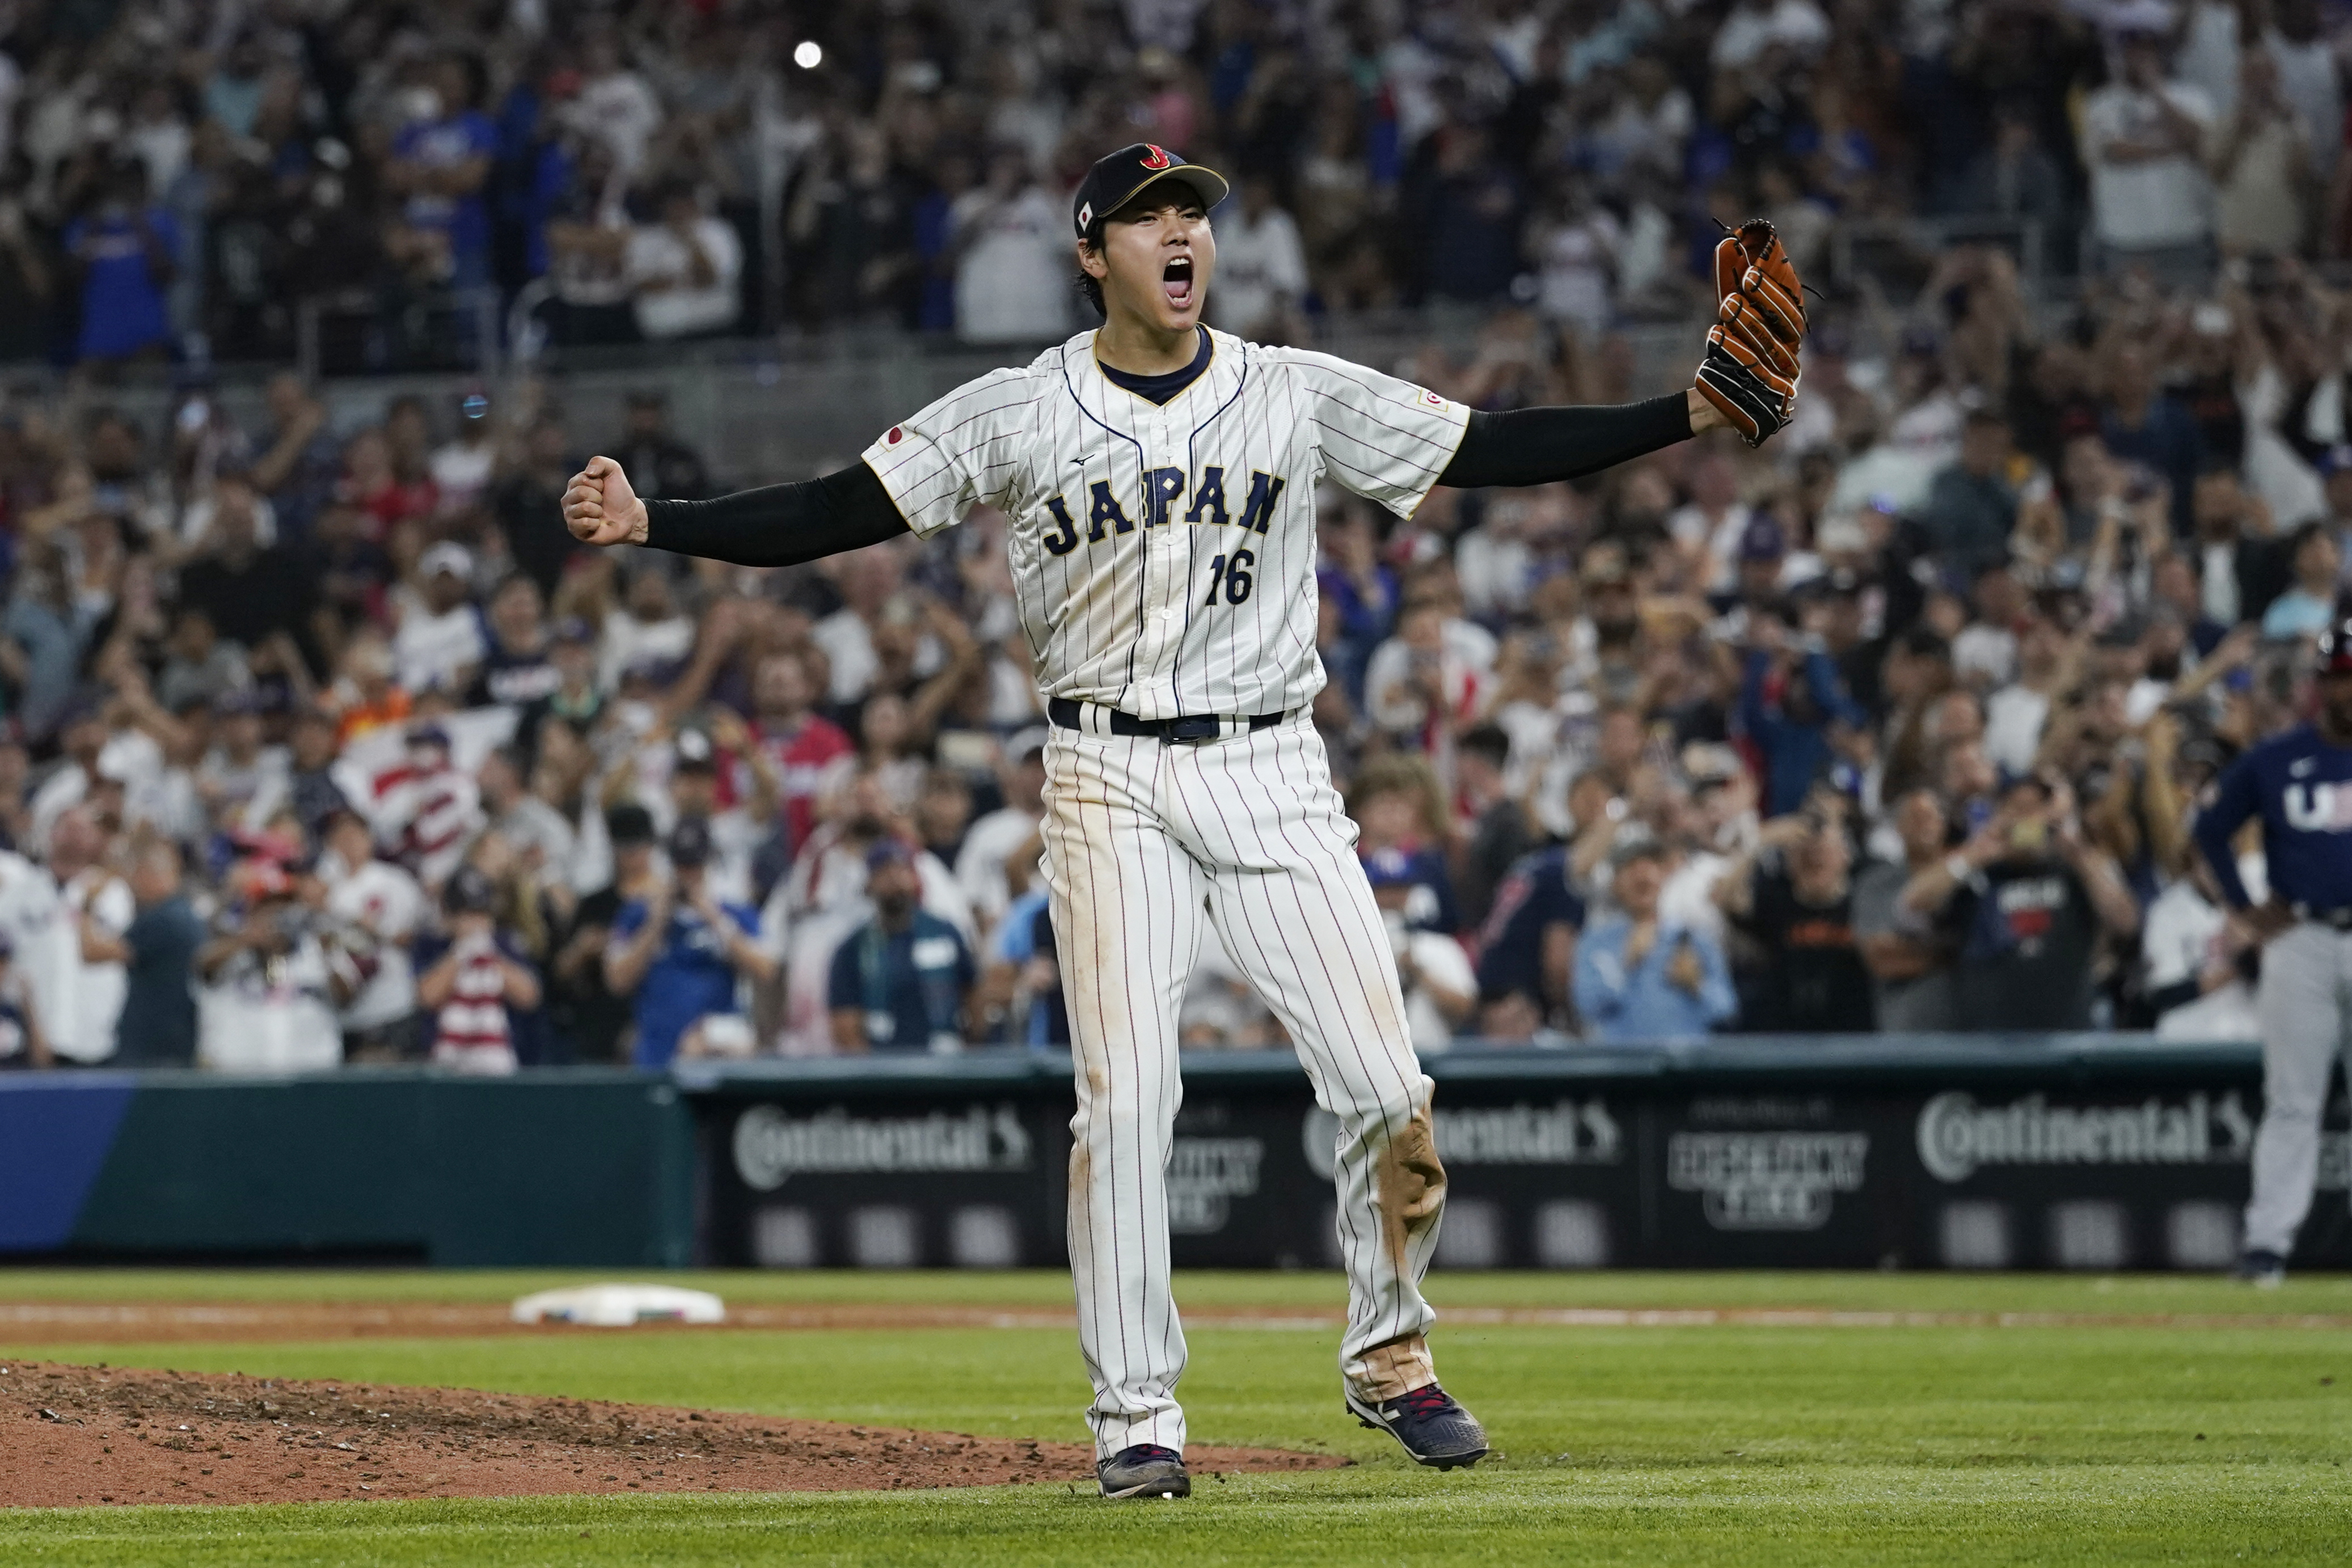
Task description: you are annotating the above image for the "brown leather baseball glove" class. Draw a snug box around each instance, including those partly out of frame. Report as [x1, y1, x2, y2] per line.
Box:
[1693, 219, 1806, 448]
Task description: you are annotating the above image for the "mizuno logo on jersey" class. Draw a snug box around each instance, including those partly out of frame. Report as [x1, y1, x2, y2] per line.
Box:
[1036, 466, 1288, 556]
[2283, 782, 2352, 832]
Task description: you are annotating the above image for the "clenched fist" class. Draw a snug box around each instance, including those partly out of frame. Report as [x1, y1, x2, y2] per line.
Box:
[563, 455, 649, 547]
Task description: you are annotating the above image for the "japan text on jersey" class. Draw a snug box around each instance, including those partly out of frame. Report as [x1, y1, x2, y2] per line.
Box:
[862, 328, 1470, 721]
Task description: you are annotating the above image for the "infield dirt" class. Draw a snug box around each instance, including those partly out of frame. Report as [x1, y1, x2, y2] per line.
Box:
[0, 1360, 1341, 1507]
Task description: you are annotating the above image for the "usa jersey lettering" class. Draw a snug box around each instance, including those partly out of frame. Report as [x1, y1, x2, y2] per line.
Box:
[860, 327, 1468, 721]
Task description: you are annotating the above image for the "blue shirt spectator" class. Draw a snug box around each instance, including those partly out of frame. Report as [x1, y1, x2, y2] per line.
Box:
[605, 819, 772, 1069]
[65, 173, 177, 362]
[1572, 844, 1737, 1041]
[828, 843, 975, 1053]
[990, 888, 1068, 1048]
[392, 59, 498, 288]
[2099, 344, 2203, 535]
[1739, 641, 1865, 819]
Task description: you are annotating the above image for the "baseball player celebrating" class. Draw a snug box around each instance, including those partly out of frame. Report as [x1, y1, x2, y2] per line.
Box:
[2194, 623, 2352, 1287]
[564, 143, 1805, 1498]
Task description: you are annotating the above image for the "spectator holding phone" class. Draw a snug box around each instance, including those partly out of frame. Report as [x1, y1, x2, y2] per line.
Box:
[415, 865, 540, 1076]
[604, 817, 772, 1068]
[1574, 838, 1736, 1041]
[1716, 802, 1876, 1033]
[1897, 773, 2141, 1030]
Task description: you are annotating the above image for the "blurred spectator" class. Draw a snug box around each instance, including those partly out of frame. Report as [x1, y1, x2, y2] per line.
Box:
[79, 839, 201, 1068]
[1209, 174, 1308, 339]
[551, 804, 656, 1066]
[1366, 848, 1477, 1053]
[1920, 411, 2021, 580]
[952, 147, 1070, 344]
[2259, 520, 2339, 637]
[2211, 49, 2312, 256]
[414, 865, 540, 1076]
[956, 730, 1047, 933]
[65, 162, 176, 365]
[1897, 775, 2142, 1030]
[1453, 723, 1532, 931]
[609, 392, 710, 504]
[0, 932, 52, 1069]
[628, 184, 742, 342]
[605, 817, 772, 1068]
[828, 840, 976, 1054]
[2081, 28, 2218, 282]
[395, 543, 488, 694]
[319, 805, 427, 1063]
[386, 56, 497, 291]
[1573, 839, 1736, 1042]
[195, 860, 349, 1072]
[49, 806, 129, 1064]
[1717, 810, 1875, 1033]
[1853, 786, 1962, 1032]
[371, 724, 483, 891]
[1474, 836, 1586, 1039]
[748, 650, 855, 860]
[1954, 100, 2071, 239]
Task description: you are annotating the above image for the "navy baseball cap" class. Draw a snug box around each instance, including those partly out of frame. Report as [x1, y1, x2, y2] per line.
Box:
[444, 864, 497, 915]
[668, 816, 713, 868]
[1071, 143, 1229, 240]
[1738, 515, 1787, 562]
[2315, 619, 2352, 675]
[865, 838, 914, 873]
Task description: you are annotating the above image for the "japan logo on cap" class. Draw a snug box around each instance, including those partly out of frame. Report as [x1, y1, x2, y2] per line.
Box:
[1076, 201, 1092, 230]
[1140, 144, 1172, 170]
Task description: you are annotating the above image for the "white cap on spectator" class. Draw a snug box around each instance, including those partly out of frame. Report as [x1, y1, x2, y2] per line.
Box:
[420, 542, 474, 580]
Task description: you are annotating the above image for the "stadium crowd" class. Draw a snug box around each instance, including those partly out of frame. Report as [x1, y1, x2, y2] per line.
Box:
[1, 0, 2351, 1067]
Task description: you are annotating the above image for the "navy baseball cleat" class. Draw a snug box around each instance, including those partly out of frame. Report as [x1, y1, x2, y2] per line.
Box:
[1097, 1443, 1190, 1499]
[1345, 1383, 1489, 1469]
[2234, 1249, 2287, 1288]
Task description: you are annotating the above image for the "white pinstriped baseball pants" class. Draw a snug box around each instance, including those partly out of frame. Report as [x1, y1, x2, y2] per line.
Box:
[1040, 711, 1446, 1459]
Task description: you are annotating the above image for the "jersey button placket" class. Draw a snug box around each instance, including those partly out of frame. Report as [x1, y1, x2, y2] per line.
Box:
[1142, 421, 1181, 710]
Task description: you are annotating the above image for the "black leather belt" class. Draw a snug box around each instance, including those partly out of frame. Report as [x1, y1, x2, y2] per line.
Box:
[2292, 903, 2352, 930]
[1046, 696, 1286, 743]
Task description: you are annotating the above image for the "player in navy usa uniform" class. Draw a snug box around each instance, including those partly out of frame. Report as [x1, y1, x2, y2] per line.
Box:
[2193, 622, 2352, 1285]
[563, 143, 1805, 1497]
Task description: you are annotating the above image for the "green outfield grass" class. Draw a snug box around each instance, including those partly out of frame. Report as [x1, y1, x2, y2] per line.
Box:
[3, 1271, 2350, 1565]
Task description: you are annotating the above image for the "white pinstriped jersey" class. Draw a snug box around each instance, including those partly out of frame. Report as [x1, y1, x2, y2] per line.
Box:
[860, 327, 1471, 720]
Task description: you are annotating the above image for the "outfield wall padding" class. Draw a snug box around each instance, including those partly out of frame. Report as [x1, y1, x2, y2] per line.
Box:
[0, 1070, 696, 1266]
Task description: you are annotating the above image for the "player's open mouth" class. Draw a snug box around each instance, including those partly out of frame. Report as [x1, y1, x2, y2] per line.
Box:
[1162, 256, 1194, 308]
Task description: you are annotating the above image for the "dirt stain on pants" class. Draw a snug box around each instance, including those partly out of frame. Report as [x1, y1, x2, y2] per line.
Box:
[1353, 1104, 1446, 1400]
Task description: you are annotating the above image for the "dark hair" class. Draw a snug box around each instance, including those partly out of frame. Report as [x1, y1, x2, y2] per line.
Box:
[1074, 217, 1107, 319]
[2286, 518, 2332, 561]
[1459, 724, 1510, 770]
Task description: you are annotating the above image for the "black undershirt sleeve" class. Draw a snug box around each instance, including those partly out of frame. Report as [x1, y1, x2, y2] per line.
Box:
[1436, 394, 1694, 489]
[640, 461, 909, 568]
[639, 395, 1690, 565]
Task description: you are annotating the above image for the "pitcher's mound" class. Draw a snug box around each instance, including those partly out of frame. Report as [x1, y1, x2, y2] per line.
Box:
[1, 1362, 1344, 1507]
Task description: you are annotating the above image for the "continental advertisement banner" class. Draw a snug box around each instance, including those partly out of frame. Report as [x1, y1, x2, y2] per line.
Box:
[682, 1041, 2352, 1272]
